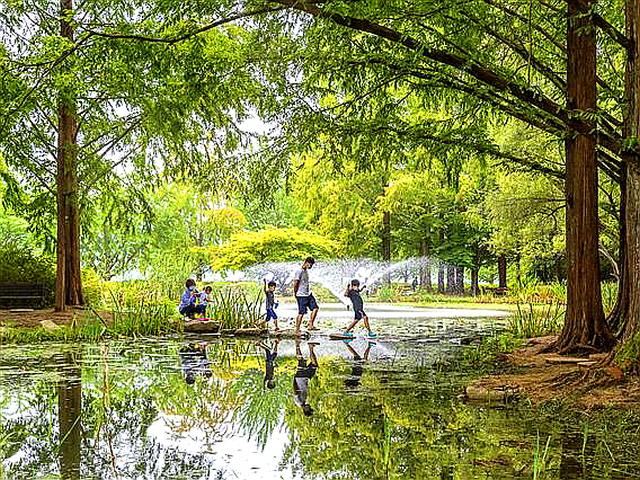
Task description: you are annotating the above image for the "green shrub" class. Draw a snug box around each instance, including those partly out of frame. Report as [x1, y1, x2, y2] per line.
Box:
[0, 242, 55, 307]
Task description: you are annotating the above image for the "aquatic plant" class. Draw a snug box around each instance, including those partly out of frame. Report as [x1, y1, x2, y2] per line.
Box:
[532, 431, 552, 480]
[209, 286, 264, 329]
[508, 302, 565, 338]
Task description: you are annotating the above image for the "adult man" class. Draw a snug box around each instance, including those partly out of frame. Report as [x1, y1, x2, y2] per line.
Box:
[293, 256, 319, 335]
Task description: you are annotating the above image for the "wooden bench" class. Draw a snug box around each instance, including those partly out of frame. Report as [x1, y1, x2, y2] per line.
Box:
[0, 283, 46, 308]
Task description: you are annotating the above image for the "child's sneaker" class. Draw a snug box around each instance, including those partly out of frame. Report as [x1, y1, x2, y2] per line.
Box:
[342, 331, 354, 338]
[367, 331, 378, 339]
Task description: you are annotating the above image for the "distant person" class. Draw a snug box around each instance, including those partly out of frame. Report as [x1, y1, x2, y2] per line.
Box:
[293, 338, 319, 416]
[412, 277, 418, 292]
[199, 285, 213, 318]
[293, 257, 319, 336]
[342, 340, 375, 388]
[178, 342, 212, 385]
[257, 339, 280, 389]
[179, 279, 206, 319]
[342, 279, 377, 339]
[264, 279, 280, 331]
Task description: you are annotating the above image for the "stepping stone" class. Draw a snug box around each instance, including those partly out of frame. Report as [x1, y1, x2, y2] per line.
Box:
[184, 320, 220, 333]
[40, 319, 61, 333]
[9, 308, 34, 313]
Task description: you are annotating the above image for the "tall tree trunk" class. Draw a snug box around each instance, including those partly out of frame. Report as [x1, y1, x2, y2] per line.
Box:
[471, 268, 479, 296]
[556, 0, 614, 352]
[381, 210, 391, 284]
[471, 248, 480, 296]
[497, 255, 507, 288]
[55, 0, 84, 311]
[455, 266, 464, 295]
[437, 262, 445, 293]
[419, 239, 432, 290]
[618, 0, 640, 348]
[446, 265, 455, 294]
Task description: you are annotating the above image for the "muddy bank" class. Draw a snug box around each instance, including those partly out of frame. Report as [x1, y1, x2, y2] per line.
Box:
[468, 336, 640, 408]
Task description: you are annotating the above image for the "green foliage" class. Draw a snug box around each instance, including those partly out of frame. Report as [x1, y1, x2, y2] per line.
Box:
[212, 227, 336, 271]
[0, 243, 55, 307]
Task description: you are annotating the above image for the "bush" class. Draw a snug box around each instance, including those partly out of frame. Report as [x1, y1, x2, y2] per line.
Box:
[0, 242, 55, 307]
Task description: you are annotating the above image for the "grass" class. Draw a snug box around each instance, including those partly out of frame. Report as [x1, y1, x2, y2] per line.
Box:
[0, 283, 266, 344]
[508, 302, 565, 338]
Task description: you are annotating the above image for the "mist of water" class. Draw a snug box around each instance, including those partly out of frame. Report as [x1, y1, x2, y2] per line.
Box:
[243, 257, 448, 304]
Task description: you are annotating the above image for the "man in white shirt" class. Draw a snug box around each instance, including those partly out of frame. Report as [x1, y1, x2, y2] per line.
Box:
[293, 256, 319, 336]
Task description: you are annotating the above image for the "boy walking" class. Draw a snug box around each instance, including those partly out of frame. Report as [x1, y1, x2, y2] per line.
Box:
[342, 279, 377, 338]
[293, 257, 320, 336]
[264, 279, 280, 331]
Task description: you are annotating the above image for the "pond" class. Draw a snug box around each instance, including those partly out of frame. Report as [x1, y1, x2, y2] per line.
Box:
[1, 305, 639, 479]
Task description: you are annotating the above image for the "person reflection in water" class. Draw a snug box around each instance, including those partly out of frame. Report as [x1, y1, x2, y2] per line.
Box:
[257, 338, 280, 389]
[179, 342, 212, 385]
[343, 339, 375, 389]
[293, 339, 319, 416]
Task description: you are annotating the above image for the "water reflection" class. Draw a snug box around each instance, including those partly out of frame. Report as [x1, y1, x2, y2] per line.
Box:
[178, 342, 212, 385]
[293, 339, 319, 417]
[57, 353, 81, 480]
[0, 334, 639, 479]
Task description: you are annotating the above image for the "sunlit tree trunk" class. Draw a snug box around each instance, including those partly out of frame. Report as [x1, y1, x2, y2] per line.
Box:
[446, 265, 455, 294]
[437, 261, 445, 293]
[556, 0, 614, 352]
[381, 210, 391, 284]
[455, 266, 464, 295]
[55, 0, 84, 311]
[419, 239, 432, 290]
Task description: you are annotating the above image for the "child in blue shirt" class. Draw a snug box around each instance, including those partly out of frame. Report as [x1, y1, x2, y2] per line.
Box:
[179, 279, 206, 319]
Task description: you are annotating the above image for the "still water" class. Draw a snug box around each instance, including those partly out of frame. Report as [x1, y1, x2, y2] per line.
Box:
[0, 307, 639, 479]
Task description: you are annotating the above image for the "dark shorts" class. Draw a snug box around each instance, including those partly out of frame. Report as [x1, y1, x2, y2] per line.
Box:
[266, 307, 277, 321]
[296, 360, 318, 378]
[296, 294, 318, 315]
[179, 304, 206, 317]
[354, 309, 366, 320]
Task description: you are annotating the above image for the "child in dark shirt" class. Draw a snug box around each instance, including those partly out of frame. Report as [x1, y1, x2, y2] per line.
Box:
[264, 279, 280, 331]
[342, 279, 377, 339]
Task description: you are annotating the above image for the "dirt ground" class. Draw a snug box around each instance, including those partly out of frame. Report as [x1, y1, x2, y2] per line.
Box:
[0, 308, 113, 328]
[469, 335, 640, 409]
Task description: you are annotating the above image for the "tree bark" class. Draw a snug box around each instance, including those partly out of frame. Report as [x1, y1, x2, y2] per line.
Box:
[446, 265, 455, 294]
[497, 255, 507, 288]
[617, 0, 640, 346]
[381, 210, 391, 284]
[55, 0, 84, 311]
[419, 239, 432, 290]
[471, 268, 479, 296]
[437, 261, 445, 293]
[556, 0, 614, 352]
[455, 266, 464, 295]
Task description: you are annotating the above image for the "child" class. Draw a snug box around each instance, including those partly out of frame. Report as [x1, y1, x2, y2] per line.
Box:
[342, 279, 377, 338]
[178, 279, 206, 319]
[257, 338, 280, 389]
[264, 279, 280, 331]
[199, 285, 213, 318]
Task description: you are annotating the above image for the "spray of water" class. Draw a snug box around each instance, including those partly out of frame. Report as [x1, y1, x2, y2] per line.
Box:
[243, 257, 448, 305]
